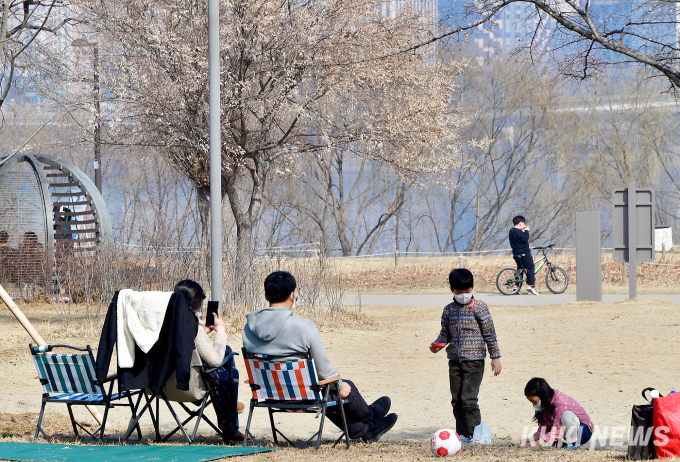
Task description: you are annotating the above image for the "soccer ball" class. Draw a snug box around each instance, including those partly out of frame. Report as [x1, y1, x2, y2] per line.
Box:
[430, 429, 462, 457]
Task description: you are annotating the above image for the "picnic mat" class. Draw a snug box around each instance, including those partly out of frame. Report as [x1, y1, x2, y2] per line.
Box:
[0, 442, 274, 462]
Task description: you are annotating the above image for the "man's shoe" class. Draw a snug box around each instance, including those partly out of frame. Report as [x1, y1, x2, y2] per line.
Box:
[361, 413, 398, 443]
[370, 396, 391, 420]
[527, 286, 540, 295]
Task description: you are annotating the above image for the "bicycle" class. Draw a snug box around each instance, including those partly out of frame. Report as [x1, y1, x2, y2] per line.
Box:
[495, 244, 569, 295]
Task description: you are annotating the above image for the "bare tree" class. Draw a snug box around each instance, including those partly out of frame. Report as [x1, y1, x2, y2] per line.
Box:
[0, 0, 74, 114]
[86, 0, 469, 283]
[397, 0, 680, 89]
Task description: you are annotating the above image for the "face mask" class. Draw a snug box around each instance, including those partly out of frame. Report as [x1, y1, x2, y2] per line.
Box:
[533, 400, 542, 412]
[291, 295, 297, 310]
[454, 292, 473, 305]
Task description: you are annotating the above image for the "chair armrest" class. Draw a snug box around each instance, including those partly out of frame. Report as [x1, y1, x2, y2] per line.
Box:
[317, 376, 341, 386]
[100, 373, 118, 383]
[204, 352, 239, 374]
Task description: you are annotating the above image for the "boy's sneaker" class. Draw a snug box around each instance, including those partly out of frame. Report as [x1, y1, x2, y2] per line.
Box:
[460, 435, 472, 444]
[527, 286, 539, 295]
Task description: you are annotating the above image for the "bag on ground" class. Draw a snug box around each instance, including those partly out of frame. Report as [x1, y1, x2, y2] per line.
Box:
[653, 392, 680, 459]
[628, 404, 656, 460]
[628, 388, 660, 460]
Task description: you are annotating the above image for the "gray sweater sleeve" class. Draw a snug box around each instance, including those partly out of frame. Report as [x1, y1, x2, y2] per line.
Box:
[307, 323, 342, 385]
[195, 327, 227, 368]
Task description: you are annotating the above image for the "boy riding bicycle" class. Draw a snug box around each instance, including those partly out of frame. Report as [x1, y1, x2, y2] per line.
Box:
[508, 215, 539, 295]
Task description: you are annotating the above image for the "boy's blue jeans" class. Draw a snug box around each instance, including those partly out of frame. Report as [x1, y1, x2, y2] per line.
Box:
[449, 359, 485, 438]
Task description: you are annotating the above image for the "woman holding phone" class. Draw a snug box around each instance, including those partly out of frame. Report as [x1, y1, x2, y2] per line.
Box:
[172, 279, 246, 443]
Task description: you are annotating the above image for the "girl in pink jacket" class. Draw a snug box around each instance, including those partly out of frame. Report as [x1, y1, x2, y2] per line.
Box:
[522, 377, 594, 448]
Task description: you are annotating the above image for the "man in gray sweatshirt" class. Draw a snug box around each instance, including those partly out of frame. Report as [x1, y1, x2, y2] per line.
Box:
[243, 271, 398, 442]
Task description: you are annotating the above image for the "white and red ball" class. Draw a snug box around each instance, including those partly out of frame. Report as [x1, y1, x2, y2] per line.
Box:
[430, 429, 462, 457]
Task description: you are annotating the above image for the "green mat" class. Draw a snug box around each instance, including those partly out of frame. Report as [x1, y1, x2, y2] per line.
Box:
[0, 442, 273, 462]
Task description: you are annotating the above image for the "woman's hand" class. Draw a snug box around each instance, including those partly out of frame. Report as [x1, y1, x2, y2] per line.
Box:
[203, 310, 226, 334]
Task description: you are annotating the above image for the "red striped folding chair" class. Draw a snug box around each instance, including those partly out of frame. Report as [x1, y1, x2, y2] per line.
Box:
[241, 348, 350, 450]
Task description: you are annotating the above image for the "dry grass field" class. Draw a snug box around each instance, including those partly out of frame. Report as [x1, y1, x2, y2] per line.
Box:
[333, 253, 680, 294]
[1, 292, 678, 461]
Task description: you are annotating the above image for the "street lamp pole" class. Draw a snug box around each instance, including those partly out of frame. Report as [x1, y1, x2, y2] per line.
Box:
[208, 0, 223, 307]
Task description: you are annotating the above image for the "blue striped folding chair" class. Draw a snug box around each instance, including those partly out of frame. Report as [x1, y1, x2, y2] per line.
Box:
[30, 343, 141, 443]
[241, 348, 350, 450]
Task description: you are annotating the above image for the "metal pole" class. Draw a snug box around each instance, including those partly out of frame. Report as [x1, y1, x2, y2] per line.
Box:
[628, 181, 637, 299]
[93, 42, 101, 193]
[662, 242, 666, 259]
[209, 0, 222, 309]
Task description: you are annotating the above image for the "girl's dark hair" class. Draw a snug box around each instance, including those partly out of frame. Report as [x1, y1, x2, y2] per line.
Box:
[174, 279, 206, 312]
[524, 377, 555, 425]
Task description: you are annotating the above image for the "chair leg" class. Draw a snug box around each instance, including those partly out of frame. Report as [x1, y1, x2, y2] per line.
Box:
[122, 392, 152, 443]
[126, 393, 143, 441]
[268, 408, 279, 446]
[92, 400, 111, 444]
[67, 404, 79, 439]
[315, 403, 328, 450]
[336, 387, 351, 449]
[190, 394, 210, 442]
[35, 400, 50, 443]
[243, 400, 256, 447]
[160, 392, 192, 444]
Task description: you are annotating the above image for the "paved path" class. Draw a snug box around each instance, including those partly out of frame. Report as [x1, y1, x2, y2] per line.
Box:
[344, 293, 680, 306]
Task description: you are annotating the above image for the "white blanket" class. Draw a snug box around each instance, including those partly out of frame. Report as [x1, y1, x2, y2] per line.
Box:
[117, 289, 173, 368]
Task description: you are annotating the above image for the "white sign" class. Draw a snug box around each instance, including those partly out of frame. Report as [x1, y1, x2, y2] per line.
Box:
[655, 227, 673, 252]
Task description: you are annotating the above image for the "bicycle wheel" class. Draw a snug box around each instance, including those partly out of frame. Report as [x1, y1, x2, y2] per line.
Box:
[496, 268, 522, 295]
[545, 266, 568, 294]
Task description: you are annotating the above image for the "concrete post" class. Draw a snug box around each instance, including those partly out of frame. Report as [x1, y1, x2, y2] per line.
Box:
[576, 212, 602, 301]
[628, 181, 637, 299]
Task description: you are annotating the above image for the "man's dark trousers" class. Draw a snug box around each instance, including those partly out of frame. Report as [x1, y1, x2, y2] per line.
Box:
[449, 359, 485, 438]
[326, 379, 373, 439]
[515, 254, 536, 286]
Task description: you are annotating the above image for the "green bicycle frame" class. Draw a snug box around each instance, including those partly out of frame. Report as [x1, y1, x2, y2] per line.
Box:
[533, 256, 547, 273]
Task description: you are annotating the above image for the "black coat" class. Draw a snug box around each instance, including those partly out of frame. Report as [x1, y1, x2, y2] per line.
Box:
[95, 291, 198, 393]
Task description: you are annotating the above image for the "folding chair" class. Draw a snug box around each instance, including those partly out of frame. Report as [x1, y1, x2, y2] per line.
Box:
[120, 351, 239, 444]
[241, 348, 350, 450]
[30, 343, 141, 443]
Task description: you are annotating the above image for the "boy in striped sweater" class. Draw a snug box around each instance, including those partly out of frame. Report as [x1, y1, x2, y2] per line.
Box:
[430, 268, 502, 442]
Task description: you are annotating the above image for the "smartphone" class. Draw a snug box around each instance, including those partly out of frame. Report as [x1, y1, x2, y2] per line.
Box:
[206, 301, 219, 327]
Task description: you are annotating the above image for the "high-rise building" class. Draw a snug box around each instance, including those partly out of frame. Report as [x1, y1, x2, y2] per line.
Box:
[467, 0, 641, 63]
[382, 0, 440, 64]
